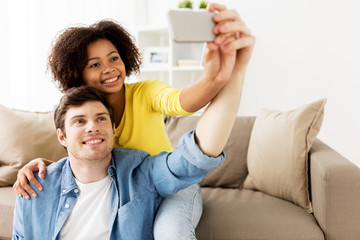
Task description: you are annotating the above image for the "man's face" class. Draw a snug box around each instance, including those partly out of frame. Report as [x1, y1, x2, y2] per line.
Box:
[57, 101, 115, 162]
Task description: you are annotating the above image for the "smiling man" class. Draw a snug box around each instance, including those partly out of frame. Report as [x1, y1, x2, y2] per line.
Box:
[12, 52, 248, 239]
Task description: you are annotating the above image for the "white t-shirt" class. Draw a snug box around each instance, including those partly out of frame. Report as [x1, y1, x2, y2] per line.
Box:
[60, 175, 113, 240]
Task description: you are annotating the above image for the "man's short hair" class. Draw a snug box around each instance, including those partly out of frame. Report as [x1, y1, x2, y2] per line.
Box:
[54, 86, 114, 136]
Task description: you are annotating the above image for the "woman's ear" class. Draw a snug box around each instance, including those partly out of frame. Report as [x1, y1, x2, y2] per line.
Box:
[57, 128, 68, 147]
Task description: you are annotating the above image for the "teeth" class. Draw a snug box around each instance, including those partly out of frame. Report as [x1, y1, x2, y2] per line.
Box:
[85, 139, 102, 144]
[102, 76, 118, 83]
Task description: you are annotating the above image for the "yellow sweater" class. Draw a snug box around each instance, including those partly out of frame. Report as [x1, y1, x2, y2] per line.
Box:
[113, 80, 193, 155]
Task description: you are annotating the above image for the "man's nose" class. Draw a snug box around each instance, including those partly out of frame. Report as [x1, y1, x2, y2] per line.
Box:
[86, 121, 100, 133]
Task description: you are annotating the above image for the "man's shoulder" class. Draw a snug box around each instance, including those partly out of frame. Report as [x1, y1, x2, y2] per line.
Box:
[112, 148, 150, 161]
[111, 147, 158, 170]
[35, 157, 67, 184]
[19, 158, 68, 207]
[46, 157, 67, 173]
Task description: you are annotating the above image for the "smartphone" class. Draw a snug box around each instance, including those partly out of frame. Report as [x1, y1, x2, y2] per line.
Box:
[167, 9, 216, 43]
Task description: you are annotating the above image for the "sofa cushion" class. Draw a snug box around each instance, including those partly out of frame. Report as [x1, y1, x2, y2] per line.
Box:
[196, 188, 324, 240]
[0, 105, 67, 187]
[243, 99, 326, 213]
[165, 115, 255, 188]
[0, 187, 16, 239]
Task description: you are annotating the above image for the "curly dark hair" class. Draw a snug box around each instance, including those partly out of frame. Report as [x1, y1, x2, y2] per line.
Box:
[48, 19, 141, 92]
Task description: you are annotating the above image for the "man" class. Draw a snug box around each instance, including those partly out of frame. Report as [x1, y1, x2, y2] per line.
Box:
[12, 79, 242, 239]
[12, 24, 254, 238]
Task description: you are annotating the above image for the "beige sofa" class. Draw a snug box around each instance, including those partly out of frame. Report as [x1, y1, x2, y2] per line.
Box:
[1, 112, 360, 239]
[166, 115, 360, 240]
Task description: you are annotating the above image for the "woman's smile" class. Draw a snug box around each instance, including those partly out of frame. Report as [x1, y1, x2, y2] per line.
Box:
[101, 75, 120, 86]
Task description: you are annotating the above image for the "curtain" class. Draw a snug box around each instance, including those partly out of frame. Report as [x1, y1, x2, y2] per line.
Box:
[0, 0, 134, 111]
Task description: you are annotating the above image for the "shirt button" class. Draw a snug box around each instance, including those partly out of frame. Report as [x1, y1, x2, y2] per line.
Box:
[65, 204, 70, 208]
[74, 189, 79, 193]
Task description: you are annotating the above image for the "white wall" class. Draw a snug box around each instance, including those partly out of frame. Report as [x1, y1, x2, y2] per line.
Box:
[1, 0, 359, 167]
[0, 0, 135, 111]
[234, 0, 360, 168]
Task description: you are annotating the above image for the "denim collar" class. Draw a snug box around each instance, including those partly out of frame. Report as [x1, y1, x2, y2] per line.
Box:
[60, 153, 118, 194]
[108, 152, 117, 179]
[60, 158, 79, 195]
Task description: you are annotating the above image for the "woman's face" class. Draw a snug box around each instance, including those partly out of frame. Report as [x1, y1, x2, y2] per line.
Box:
[82, 39, 126, 95]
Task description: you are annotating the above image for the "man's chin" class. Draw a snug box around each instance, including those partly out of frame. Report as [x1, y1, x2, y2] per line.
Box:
[70, 150, 112, 163]
[86, 152, 112, 162]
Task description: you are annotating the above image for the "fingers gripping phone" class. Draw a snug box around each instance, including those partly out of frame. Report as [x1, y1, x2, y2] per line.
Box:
[167, 9, 216, 43]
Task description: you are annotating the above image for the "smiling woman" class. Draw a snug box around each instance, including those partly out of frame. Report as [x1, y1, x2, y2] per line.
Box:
[0, 0, 133, 112]
[82, 39, 127, 93]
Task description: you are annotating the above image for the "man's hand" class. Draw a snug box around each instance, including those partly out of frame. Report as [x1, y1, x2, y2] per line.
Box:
[179, 3, 255, 113]
[13, 158, 50, 199]
[204, 3, 254, 82]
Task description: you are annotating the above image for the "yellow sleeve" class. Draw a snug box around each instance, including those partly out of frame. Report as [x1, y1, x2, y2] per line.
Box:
[115, 80, 193, 155]
[144, 80, 194, 116]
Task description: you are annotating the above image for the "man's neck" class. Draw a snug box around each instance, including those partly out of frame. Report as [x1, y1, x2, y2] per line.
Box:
[69, 154, 112, 184]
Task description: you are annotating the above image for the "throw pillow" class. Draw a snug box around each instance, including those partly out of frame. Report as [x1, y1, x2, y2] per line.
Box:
[0, 105, 67, 187]
[243, 99, 326, 213]
[165, 115, 255, 188]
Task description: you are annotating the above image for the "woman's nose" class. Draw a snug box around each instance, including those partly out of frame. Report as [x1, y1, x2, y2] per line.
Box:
[102, 63, 114, 74]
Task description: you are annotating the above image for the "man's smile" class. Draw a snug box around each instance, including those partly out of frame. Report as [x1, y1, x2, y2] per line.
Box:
[82, 137, 105, 145]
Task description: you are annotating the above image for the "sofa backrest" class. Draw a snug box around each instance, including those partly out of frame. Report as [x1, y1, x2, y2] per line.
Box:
[0, 105, 67, 187]
[165, 115, 256, 188]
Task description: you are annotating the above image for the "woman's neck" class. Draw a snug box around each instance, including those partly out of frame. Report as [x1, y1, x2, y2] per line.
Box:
[106, 86, 125, 128]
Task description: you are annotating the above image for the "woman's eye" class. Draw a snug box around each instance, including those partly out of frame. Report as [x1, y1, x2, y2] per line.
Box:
[110, 56, 119, 62]
[90, 63, 100, 68]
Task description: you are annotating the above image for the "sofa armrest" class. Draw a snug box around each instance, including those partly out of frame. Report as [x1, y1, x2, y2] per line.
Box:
[310, 139, 360, 240]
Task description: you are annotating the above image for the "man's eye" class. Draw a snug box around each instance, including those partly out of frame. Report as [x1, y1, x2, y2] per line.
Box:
[98, 117, 107, 122]
[75, 119, 85, 124]
[90, 63, 100, 68]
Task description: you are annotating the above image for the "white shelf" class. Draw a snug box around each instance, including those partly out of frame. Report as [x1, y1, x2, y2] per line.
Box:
[172, 66, 203, 71]
[141, 67, 169, 72]
[141, 66, 203, 72]
[136, 26, 204, 87]
[136, 26, 168, 33]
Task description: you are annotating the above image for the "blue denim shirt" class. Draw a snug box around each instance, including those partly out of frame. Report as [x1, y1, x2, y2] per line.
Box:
[13, 131, 224, 240]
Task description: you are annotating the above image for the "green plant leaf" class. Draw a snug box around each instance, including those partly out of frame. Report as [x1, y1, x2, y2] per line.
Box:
[199, 1, 207, 9]
[178, 0, 193, 9]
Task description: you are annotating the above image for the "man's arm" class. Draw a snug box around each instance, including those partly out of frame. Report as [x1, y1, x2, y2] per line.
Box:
[194, 3, 255, 157]
[150, 68, 247, 196]
[178, 3, 248, 113]
[151, 4, 255, 196]
[194, 71, 245, 157]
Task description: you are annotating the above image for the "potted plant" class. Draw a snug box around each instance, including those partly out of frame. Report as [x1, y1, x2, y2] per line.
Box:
[199, 1, 207, 9]
[178, 0, 193, 9]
